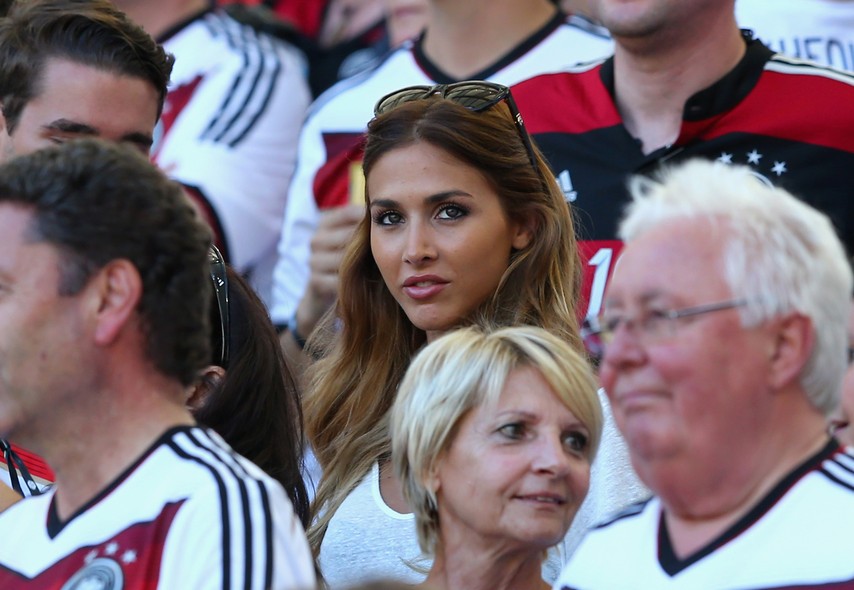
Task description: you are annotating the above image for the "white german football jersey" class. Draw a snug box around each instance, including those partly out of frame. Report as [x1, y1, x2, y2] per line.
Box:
[0, 426, 315, 589]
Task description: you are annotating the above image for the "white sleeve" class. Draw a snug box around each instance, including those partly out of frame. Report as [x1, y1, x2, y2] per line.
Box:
[269, 109, 326, 324]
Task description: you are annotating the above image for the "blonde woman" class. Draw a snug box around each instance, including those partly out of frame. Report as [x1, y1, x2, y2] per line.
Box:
[391, 325, 603, 590]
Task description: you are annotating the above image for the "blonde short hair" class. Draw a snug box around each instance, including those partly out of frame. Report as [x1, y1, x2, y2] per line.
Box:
[390, 325, 602, 554]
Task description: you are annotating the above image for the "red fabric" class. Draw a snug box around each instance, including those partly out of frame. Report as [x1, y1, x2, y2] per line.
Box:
[9, 443, 54, 482]
[218, 0, 328, 38]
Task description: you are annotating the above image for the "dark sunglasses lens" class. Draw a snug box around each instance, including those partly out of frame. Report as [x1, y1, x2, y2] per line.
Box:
[376, 88, 430, 115]
[375, 82, 509, 115]
[444, 83, 506, 111]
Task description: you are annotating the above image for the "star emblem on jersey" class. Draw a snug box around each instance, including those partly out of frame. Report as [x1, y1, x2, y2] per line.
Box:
[120, 550, 137, 565]
[714, 148, 789, 182]
[746, 149, 762, 164]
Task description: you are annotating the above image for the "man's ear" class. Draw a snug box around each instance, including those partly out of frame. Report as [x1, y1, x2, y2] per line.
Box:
[186, 365, 226, 411]
[767, 312, 814, 391]
[91, 259, 143, 346]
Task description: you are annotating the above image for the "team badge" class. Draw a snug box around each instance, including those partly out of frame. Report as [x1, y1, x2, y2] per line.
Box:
[60, 557, 124, 590]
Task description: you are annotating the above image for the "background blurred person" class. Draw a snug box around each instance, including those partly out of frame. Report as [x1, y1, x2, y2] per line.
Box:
[513, 0, 854, 341]
[219, 0, 420, 96]
[558, 159, 854, 588]
[0, 139, 315, 589]
[270, 0, 612, 370]
[392, 326, 603, 590]
[736, 0, 854, 71]
[115, 0, 311, 308]
[303, 85, 645, 586]
[188, 246, 311, 527]
[0, 0, 173, 503]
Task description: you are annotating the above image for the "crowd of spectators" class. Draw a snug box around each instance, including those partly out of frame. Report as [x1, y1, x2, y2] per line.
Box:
[0, 0, 851, 589]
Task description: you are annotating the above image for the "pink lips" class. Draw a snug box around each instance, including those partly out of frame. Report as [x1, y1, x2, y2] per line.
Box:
[402, 275, 448, 300]
[515, 493, 567, 506]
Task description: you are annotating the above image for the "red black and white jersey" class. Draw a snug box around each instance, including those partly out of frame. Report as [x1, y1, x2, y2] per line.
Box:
[153, 8, 311, 307]
[555, 441, 854, 589]
[269, 12, 613, 324]
[0, 426, 316, 590]
[512, 34, 854, 322]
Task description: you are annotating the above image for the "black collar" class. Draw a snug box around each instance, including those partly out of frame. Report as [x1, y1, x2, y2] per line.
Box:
[599, 30, 774, 122]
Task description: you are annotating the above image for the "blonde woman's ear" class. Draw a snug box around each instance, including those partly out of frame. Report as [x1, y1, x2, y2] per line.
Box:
[424, 460, 442, 497]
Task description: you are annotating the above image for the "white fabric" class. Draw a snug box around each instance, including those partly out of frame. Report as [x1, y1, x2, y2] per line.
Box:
[319, 461, 427, 588]
[0, 427, 316, 589]
[736, 0, 854, 70]
[555, 445, 854, 589]
[154, 10, 311, 306]
[270, 14, 613, 324]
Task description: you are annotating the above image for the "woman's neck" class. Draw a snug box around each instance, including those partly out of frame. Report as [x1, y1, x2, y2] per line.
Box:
[423, 542, 548, 590]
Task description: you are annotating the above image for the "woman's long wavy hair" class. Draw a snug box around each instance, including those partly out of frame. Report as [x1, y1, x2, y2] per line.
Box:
[303, 96, 582, 553]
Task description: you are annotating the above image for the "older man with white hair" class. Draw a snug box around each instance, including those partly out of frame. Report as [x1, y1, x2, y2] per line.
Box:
[556, 159, 854, 589]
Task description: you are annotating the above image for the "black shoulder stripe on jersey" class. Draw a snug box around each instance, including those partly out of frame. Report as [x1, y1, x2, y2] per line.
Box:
[167, 434, 234, 590]
[564, 13, 610, 41]
[190, 430, 255, 590]
[820, 457, 854, 493]
[225, 34, 283, 147]
[832, 451, 854, 476]
[259, 483, 274, 586]
[199, 14, 249, 142]
[594, 498, 650, 529]
[202, 15, 259, 142]
[211, 20, 265, 144]
[766, 54, 854, 85]
[200, 14, 282, 147]
[182, 429, 276, 590]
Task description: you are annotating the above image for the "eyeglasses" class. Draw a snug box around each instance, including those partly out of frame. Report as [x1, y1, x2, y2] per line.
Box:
[373, 81, 538, 169]
[209, 245, 230, 367]
[587, 299, 748, 353]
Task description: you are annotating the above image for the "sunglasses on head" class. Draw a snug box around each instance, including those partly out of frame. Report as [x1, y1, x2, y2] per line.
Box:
[208, 245, 229, 368]
[373, 81, 538, 169]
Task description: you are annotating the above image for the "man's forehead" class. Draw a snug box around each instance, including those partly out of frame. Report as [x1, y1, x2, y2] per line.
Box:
[607, 219, 729, 303]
